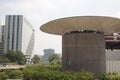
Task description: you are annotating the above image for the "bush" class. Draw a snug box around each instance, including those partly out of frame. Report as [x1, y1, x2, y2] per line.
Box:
[0, 72, 8, 80]
[23, 64, 94, 80]
[8, 69, 23, 79]
[76, 70, 94, 80]
[99, 72, 120, 80]
[5, 50, 26, 65]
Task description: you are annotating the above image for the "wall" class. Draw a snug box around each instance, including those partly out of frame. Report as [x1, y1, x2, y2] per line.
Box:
[22, 17, 34, 59]
[62, 32, 106, 76]
[106, 50, 120, 72]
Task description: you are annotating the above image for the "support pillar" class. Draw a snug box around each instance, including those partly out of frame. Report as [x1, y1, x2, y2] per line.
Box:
[62, 30, 106, 76]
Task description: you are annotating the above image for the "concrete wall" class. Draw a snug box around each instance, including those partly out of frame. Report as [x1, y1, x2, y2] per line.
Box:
[62, 32, 106, 76]
[106, 50, 120, 73]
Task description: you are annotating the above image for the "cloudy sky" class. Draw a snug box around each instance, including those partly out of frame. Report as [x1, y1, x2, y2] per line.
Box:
[0, 0, 120, 55]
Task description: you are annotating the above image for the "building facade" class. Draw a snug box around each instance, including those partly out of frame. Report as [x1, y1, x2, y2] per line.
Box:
[42, 49, 55, 61]
[4, 15, 35, 62]
[43, 49, 55, 57]
[106, 50, 120, 72]
[0, 21, 4, 55]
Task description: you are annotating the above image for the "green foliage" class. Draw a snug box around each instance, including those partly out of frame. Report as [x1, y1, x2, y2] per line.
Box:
[5, 50, 26, 65]
[8, 69, 23, 79]
[0, 72, 8, 80]
[5, 50, 16, 62]
[75, 70, 94, 80]
[23, 64, 94, 80]
[32, 55, 40, 64]
[0, 56, 8, 66]
[0, 56, 3, 63]
[3, 69, 13, 74]
[16, 51, 26, 65]
[99, 72, 120, 80]
[48, 54, 61, 64]
[0, 64, 94, 80]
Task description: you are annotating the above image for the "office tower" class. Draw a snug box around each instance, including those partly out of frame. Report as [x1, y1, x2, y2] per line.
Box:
[44, 49, 55, 57]
[0, 21, 4, 55]
[0, 20, 2, 43]
[4, 15, 35, 62]
[42, 49, 55, 61]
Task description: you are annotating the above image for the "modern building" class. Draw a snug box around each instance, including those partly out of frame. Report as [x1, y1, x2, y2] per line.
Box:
[44, 49, 55, 57]
[0, 21, 4, 55]
[105, 34, 120, 72]
[0, 20, 1, 39]
[40, 16, 120, 76]
[4, 15, 35, 63]
[106, 50, 120, 72]
[42, 49, 55, 62]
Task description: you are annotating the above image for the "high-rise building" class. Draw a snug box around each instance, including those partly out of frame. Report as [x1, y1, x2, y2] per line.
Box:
[42, 49, 55, 62]
[4, 15, 35, 62]
[0, 21, 4, 55]
[0, 20, 2, 43]
[43, 49, 55, 57]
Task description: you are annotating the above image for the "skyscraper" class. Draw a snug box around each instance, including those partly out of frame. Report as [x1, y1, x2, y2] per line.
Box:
[0, 20, 2, 43]
[0, 20, 4, 55]
[4, 15, 35, 62]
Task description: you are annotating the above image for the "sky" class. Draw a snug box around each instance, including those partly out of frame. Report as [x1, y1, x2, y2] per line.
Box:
[1, 0, 120, 55]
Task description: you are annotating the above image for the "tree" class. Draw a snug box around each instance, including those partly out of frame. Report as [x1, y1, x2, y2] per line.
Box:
[5, 50, 16, 62]
[8, 69, 23, 79]
[23, 64, 94, 80]
[48, 54, 60, 63]
[16, 51, 26, 65]
[0, 72, 8, 80]
[32, 55, 40, 64]
[5, 50, 26, 65]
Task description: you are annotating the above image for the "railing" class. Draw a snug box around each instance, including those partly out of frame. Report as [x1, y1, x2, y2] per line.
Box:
[105, 35, 120, 42]
[0, 65, 25, 70]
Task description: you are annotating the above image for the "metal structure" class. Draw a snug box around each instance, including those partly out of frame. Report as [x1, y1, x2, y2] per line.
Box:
[105, 34, 120, 50]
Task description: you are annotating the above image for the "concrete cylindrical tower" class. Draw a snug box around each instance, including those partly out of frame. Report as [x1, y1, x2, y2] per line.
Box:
[40, 16, 120, 76]
[62, 31, 106, 76]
